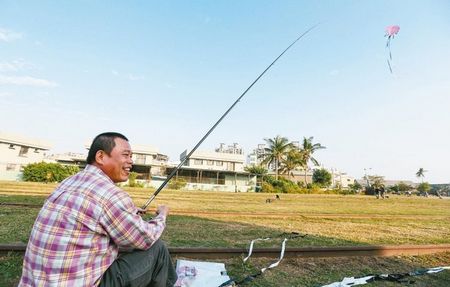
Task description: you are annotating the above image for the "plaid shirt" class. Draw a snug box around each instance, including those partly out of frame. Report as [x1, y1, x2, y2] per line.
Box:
[19, 164, 166, 287]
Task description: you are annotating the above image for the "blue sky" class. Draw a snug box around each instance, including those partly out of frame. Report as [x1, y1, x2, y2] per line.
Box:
[1, 1, 449, 183]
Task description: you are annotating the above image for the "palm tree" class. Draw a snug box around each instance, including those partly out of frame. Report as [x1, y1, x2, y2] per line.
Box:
[300, 136, 326, 184]
[244, 165, 268, 187]
[416, 168, 427, 183]
[280, 148, 305, 180]
[260, 135, 293, 180]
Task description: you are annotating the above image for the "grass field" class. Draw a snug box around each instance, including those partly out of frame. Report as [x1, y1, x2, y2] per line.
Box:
[1, 181, 450, 286]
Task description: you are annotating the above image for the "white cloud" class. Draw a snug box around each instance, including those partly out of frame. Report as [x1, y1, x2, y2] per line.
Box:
[0, 75, 58, 87]
[111, 69, 119, 76]
[0, 59, 34, 72]
[0, 28, 23, 42]
[128, 73, 144, 81]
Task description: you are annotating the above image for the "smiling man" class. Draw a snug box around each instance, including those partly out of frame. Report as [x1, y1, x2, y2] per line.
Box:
[19, 132, 177, 287]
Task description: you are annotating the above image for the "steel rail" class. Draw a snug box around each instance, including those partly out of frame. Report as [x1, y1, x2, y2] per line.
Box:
[2, 243, 450, 259]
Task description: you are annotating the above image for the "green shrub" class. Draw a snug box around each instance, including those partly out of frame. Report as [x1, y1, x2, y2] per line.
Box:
[277, 178, 301, 193]
[297, 181, 306, 188]
[127, 172, 144, 188]
[22, 162, 79, 183]
[168, 178, 187, 190]
[261, 177, 301, 193]
[264, 175, 276, 185]
[261, 181, 275, 193]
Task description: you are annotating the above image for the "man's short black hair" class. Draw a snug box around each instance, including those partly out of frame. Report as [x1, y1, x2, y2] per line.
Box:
[86, 132, 129, 164]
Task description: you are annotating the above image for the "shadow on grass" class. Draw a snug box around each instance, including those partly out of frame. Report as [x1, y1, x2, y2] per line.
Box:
[161, 214, 361, 248]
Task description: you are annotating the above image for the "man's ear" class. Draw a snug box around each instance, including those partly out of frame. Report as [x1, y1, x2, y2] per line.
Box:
[95, 150, 106, 165]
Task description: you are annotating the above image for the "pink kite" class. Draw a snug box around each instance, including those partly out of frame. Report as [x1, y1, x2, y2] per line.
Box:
[385, 25, 400, 73]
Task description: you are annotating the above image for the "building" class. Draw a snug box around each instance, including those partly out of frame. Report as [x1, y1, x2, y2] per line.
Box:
[0, 132, 51, 180]
[129, 144, 169, 180]
[277, 168, 313, 185]
[246, 143, 266, 166]
[329, 168, 355, 189]
[163, 143, 253, 192]
[45, 152, 86, 166]
[355, 178, 418, 189]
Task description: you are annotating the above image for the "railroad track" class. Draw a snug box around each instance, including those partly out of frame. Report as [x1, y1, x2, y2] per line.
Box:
[2, 243, 450, 259]
[3, 203, 450, 258]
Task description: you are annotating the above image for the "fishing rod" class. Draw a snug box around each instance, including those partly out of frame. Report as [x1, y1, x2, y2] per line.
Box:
[141, 24, 319, 210]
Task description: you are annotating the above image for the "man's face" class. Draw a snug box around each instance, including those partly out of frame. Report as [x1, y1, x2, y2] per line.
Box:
[99, 138, 133, 183]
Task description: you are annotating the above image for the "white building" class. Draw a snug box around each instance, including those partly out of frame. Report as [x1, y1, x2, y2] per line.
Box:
[246, 143, 268, 166]
[0, 132, 52, 180]
[329, 168, 355, 189]
[129, 144, 169, 179]
[181, 149, 245, 173]
[172, 143, 253, 191]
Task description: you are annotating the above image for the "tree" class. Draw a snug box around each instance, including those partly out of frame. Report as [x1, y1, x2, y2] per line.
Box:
[395, 182, 413, 193]
[416, 168, 427, 183]
[348, 181, 363, 193]
[260, 136, 293, 180]
[300, 136, 325, 184]
[368, 175, 385, 190]
[244, 165, 268, 188]
[312, 168, 332, 188]
[280, 149, 305, 180]
[417, 182, 431, 194]
[365, 175, 385, 195]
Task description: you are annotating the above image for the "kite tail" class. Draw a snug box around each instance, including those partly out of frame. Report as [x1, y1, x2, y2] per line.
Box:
[387, 59, 393, 74]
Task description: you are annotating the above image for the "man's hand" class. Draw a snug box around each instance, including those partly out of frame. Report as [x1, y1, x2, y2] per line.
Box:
[136, 207, 147, 215]
[155, 205, 169, 217]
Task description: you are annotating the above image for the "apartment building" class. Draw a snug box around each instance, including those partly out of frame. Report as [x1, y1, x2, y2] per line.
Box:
[164, 143, 253, 191]
[128, 144, 169, 179]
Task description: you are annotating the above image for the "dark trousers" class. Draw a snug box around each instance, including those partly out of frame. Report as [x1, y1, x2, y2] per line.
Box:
[99, 240, 177, 287]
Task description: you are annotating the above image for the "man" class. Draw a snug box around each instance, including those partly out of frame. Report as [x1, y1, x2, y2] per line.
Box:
[19, 132, 177, 287]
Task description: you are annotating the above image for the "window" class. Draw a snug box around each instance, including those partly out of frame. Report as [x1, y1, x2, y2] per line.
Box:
[194, 159, 203, 165]
[135, 154, 146, 164]
[207, 160, 214, 166]
[19, 147, 29, 157]
[216, 161, 223, 166]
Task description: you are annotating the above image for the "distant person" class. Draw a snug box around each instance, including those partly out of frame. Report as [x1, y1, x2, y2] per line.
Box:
[375, 187, 386, 199]
[19, 132, 177, 287]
